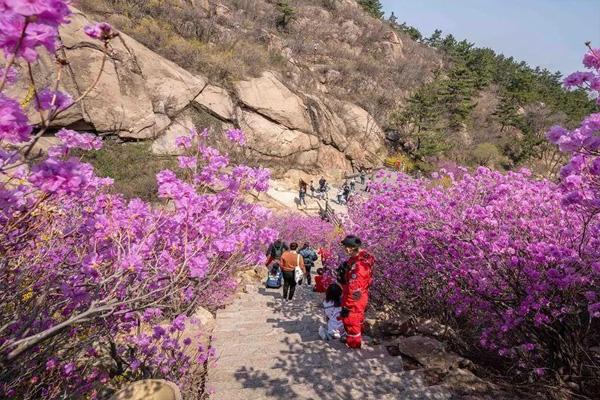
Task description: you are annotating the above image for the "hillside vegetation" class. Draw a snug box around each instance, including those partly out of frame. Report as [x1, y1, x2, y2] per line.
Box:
[77, 0, 594, 175]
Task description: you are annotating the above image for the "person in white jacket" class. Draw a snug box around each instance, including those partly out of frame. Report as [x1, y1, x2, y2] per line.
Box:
[319, 283, 345, 340]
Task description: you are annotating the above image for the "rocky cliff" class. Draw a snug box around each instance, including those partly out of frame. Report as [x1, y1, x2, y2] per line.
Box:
[12, 7, 398, 179]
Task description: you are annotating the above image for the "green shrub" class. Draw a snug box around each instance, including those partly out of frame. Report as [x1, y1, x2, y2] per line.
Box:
[79, 141, 177, 202]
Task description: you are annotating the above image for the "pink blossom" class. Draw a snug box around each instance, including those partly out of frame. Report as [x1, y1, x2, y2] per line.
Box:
[177, 155, 197, 170]
[62, 362, 75, 376]
[83, 22, 114, 41]
[29, 157, 91, 194]
[0, 94, 32, 143]
[563, 71, 594, 87]
[45, 358, 58, 370]
[34, 88, 73, 111]
[0, 66, 18, 86]
[583, 48, 600, 69]
[55, 129, 102, 151]
[590, 159, 600, 176]
[225, 128, 246, 145]
[175, 135, 192, 149]
[545, 125, 567, 144]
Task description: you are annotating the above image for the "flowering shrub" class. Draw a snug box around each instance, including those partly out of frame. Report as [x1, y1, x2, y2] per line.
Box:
[347, 47, 600, 395]
[267, 214, 338, 250]
[0, 1, 274, 398]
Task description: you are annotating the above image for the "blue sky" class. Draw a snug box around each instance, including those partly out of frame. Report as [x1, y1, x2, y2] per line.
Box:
[380, 0, 600, 76]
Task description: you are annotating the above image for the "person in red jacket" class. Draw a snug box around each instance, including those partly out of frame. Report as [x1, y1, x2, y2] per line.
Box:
[338, 235, 374, 349]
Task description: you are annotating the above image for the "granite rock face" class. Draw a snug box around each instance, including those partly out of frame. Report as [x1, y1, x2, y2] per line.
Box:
[13, 8, 386, 177]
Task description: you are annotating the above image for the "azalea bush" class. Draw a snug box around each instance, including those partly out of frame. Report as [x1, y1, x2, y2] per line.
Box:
[267, 214, 339, 251]
[348, 47, 600, 396]
[0, 1, 274, 398]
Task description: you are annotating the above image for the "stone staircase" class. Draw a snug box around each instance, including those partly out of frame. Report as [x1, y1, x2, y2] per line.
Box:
[208, 281, 452, 400]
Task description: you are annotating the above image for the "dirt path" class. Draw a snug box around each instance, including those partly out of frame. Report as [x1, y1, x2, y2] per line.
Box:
[208, 279, 452, 400]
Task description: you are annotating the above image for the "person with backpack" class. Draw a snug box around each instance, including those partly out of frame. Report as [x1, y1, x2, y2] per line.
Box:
[280, 242, 306, 301]
[265, 239, 289, 266]
[299, 185, 307, 206]
[338, 235, 374, 349]
[299, 243, 318, 285]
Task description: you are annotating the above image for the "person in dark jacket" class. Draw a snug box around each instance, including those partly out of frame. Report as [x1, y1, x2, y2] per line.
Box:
[299, 186, 307, 206]
[299, 243, 318, 285]
[265, 239, 289, 266]
[319, 176, 326, 192]
[342, 184, 351, 203]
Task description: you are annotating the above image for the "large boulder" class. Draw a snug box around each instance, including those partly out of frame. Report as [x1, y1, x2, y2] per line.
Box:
[394, 336, 465, 372]
[238, 110, 317, 158]
[317, 145, 352, 178]
[336, 101, 386, 167]
[7, 9, 206, 140]
[194, 85, 235, 121]
[235, 71, 313, 133]
[304, 94, 349, 151]
[151, 112, 196, 155]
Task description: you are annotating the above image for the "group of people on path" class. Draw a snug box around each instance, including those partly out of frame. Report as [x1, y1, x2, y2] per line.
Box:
[298, 170, 371, 207]
[265, 235, 374, 349]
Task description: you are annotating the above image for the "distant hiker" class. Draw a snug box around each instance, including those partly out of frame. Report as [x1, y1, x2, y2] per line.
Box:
[350, 179, 356, 192]
[299, 179, 308, 191]
[319, 176, 326, 192]
[265, 239, 289, 266]
[280, 242, 306, 301]
[359, 170, 366, 185]
[319, 283, 345, 341]
[338, 235, 374, 349]
[299, 243, 318, 285]
[299, 186, 307, 206]
[309, 180, 315, 197]
[343, 184, 351, 203]
[336, 187, 344, 204]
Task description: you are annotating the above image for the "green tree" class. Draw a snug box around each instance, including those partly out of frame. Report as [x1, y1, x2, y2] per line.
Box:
[425, 29, 443, 47]
[397, 22, 422, 42]
[391, 84, 450, 160]
[276, 1, 296, 30]
[358, 0, 384, 19]
[439, 65, 477, 129]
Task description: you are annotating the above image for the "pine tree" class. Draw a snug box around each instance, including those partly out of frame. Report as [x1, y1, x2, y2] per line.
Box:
[357, 0, 384, 19]
[439, 65, 477, 129]
[425, 29, 443, 47]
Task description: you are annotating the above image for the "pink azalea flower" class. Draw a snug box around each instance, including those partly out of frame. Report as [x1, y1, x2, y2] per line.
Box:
[83, 22, 114, 41]
[34, 88, 73, 111]
[0, 94, 32, 143]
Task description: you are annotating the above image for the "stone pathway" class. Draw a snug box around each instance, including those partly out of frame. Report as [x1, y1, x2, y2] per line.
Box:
[208, 279, 452, 400]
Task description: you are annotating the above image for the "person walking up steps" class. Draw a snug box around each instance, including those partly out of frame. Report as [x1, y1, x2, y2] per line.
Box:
[280, 243, 306, 301]
[265, 238, 288, 266]
[299, 242, 318, 285]
[338, 235, 374, 349]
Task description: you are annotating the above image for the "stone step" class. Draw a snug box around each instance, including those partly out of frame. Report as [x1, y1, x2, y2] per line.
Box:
[209, 266, 437, 400]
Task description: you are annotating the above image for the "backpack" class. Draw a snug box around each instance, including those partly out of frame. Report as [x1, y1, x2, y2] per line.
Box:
[300, 248, 318, 266]
[294, 254, 304, 284]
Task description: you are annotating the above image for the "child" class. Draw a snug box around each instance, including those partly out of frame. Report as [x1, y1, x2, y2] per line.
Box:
[318, 283, 345, 340]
